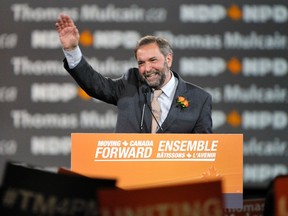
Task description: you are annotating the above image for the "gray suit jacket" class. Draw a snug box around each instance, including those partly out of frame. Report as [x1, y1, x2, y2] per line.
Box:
[64, 57, 212, 133]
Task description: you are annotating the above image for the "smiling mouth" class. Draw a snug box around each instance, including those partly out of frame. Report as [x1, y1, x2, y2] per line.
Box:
[145, 72, 159, 79]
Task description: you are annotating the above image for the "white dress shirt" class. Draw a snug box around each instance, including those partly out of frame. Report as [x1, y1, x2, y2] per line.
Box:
[63, 46, 82, 69]
[155, 72, 178, 126]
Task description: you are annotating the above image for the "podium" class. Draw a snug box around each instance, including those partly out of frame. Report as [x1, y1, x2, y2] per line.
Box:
[71, 133, 243, 208]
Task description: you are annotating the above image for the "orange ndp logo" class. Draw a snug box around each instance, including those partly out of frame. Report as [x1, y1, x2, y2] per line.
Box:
[215, 109, 287, 130]
[227, 57, 242, 75]
[226, 110, 242, 128]
[227, 57, 287, 76]
[79, 29, 140, 49]
[79, 30, 93, 47]
[227, 4, 287, 23]
[227, 5, 242, 21]
[180, 57, 287, 77]
[180, 4, 288, 23]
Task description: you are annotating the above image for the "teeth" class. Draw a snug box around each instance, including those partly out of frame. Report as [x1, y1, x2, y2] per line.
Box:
[146, 72, 157, 78]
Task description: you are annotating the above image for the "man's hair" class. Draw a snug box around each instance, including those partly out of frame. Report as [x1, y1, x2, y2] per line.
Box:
[134, 35, 173, 58]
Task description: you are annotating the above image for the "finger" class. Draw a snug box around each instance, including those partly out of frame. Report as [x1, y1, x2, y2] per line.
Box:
[55, 15, 65, 29]
[61, 14, 75, 27]
[56, 14, 70, 27]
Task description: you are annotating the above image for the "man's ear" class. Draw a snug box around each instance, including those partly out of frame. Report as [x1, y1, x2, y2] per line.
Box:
[166, 53, 173, 67]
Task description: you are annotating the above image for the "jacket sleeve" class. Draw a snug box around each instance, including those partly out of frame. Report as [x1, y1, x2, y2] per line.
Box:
[63, 57, 125, 105]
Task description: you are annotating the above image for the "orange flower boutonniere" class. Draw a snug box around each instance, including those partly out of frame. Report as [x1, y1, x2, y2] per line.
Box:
[176, 96, 189, 109]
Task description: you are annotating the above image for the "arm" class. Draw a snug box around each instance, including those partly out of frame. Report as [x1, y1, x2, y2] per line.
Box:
[64, 57, 125, 105]
[56, 14, 82, 69]
[56, 14, 123, 104]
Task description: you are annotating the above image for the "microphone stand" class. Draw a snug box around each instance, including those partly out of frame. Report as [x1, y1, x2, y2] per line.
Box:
[140, 103, 146, 133]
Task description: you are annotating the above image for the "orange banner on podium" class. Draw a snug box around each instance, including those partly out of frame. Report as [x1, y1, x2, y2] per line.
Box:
[98, 180, 224, 216]
[71, 133, 243, 208]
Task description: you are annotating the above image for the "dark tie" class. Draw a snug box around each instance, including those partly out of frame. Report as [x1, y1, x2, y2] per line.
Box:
[151, 89, 162, 133]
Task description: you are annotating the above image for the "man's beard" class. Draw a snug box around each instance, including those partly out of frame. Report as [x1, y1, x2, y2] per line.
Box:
[142, 62, 169, 89]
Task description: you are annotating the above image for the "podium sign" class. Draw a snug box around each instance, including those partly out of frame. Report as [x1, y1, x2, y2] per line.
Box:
[71, 133, 243, 208]
[97, 180, 224, 216]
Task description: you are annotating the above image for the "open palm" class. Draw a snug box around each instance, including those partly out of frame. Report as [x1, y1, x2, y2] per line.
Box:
[56, 14, 80, 50]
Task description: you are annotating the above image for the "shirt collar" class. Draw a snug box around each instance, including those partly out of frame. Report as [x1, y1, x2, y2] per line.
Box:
[161, 71, 176, 99]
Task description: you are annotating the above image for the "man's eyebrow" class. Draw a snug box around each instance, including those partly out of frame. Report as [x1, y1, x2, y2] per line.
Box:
[149, 56, 157, 60]
[137, 56, 157, 62]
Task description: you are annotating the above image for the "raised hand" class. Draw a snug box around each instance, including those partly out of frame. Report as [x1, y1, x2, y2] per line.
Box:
[55, 14, 80, 51]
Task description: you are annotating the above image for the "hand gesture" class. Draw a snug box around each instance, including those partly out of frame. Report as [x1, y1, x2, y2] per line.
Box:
[55, 14, 80, 50]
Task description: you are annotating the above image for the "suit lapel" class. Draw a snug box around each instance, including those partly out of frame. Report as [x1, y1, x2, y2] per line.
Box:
[159, 73, 188, 133]
[159, 102, 180, 132]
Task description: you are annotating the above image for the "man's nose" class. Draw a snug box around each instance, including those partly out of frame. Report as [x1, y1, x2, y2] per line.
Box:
[144, 62, 152, 72]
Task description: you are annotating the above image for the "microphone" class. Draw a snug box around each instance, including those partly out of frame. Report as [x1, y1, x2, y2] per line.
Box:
[142, 86, 164, 133]
[140, 87, 149, 133]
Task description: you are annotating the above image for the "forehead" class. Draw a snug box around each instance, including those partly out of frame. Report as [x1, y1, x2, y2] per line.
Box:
[136, 43, 163, 60]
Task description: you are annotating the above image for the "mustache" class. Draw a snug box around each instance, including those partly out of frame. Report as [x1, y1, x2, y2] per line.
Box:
[144, 70, 160, 79]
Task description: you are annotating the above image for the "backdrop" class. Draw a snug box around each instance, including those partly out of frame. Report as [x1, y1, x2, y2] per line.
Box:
[0, 0, 287, 190]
